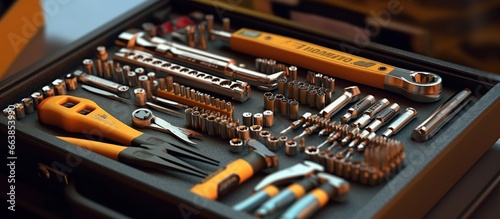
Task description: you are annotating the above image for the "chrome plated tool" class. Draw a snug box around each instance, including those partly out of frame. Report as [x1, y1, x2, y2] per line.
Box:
[132, 108, 202, 145]
[81, 85, 131, 104]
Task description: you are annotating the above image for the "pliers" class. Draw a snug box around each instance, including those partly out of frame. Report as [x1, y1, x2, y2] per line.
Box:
[58, 137, 208, 178]
[37, 95, 219, 177]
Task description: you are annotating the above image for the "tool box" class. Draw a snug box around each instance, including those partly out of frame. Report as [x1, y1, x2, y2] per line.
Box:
[1, 0, 499, 218]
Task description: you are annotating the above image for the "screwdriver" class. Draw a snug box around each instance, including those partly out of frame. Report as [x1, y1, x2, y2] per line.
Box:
[280, 173, 350, 219]
[190, 139, 278, 200]
[279, 112, 312, 135]
[211, 28, 442, 102]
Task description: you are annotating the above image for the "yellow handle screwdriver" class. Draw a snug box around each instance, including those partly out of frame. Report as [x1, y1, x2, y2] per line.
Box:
[213, 28, 442, 102]
[37, 95, 219, 166]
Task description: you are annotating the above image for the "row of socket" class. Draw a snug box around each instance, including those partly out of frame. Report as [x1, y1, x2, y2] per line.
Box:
[2, 75, 78, 120]
[263, 92, 300, 119]
[304, 137, 405, 186]
[277, 79, 335, 110]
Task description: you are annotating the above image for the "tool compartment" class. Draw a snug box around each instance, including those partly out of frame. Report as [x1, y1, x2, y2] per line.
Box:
[1, 0, 499, 218]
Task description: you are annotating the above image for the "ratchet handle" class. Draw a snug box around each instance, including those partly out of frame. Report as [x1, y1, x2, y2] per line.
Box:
[37, 95, 143, 145]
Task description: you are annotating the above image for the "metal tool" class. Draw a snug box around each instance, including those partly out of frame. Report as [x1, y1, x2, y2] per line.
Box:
[280, 112, 312, 135]
[21, 97, 35, 114]
[134, 88, 182, 116]
[116, 29, 284, 90]
[81, 85, 131, 104]
[64, 73, 78, 91]
[292, 117, 330, 141]
[350, 102, 401, 148]
[58, 137, 207, 178]
[157, 77, 234, 117]
[318, 86, 361, 118]
[73, 70, 130, 98]
[190, 139, 278, 200]
[37, 96, 218, 170]
[382, 107, 417, 138]
[230, 138, 244, 153]
[341, 95, 376, 123]
[281, 172, 350, 219]
[211, 27, 442, 102]
[412, 88, 472, 142]
[132, 108, 202, 145]
[233, 161, 323, 213]
[365, 103, 400, 132]
[352, 98, 390, 128]
[114, 48, 251, 102]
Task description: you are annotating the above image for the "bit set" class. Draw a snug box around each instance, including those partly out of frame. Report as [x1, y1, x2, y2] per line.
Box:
[184, 107, 239, 139]
[157, 76, 234, 117]
[302, 121, 405, 186]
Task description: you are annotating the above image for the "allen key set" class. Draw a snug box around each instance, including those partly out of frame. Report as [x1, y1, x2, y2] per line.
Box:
[1, 1, 499, 218]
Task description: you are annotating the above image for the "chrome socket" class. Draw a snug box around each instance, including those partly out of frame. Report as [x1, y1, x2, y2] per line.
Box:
[21, 98, 35, 114]
[52, 79, 67, 95]
[263, 110, 274, 127]
[237, 125, 250, 141]
[250, 125, 262, 139]
[267, 136, 279, 151]
[64, 73, 78, 91]
[253, 113, 263, 127]
[229, 138, 244, 153]
[259, 130, 271, 145]
[242, 112, 253, 126]
[285, 140, 297, 156]
[31, 92, 43, 109]
[14, 103, 25, 119]
[42, 85, 55, 98]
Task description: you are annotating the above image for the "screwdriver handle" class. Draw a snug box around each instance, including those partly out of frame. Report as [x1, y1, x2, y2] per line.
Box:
[57, 136, 124, 160]
[233, 185, 279, 212]
[38, 95, 143, 145]
[190, 152, 265, 200]
[281, 183, 335, 219]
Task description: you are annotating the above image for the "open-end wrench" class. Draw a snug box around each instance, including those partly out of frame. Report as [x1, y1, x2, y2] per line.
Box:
[132, 108, 201, 145]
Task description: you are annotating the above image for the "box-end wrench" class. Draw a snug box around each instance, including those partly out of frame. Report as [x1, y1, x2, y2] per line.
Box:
[116, 29, 283, 91]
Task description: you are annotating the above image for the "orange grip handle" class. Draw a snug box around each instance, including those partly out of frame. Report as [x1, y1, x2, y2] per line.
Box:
[38, 95, 143, 145]
[57, 136, 125, 160]
[190, 159, 254, 200]
[230, 28, 396, 89]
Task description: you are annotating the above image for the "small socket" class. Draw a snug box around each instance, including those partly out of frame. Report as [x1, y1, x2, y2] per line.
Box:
[285, 140, 297, 156]
[263, 110, 274, 127]
[267, 136, 279, 151]
[242, 112, 253, 126]
[229, 138, 244, 153]
[237, 125, 250, 141]
[253, 113, 263, 127]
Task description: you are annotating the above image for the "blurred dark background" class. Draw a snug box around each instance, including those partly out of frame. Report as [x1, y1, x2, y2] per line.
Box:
[239, 0, 500, 75]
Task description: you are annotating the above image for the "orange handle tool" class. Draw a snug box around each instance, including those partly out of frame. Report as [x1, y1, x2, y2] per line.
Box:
[37, 95, 143, 145]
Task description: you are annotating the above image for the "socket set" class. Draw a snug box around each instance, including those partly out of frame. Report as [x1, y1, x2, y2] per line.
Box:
[0, 1, 499, 218]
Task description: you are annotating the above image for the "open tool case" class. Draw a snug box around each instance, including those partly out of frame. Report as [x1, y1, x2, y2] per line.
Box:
[1, 0, 499, 218]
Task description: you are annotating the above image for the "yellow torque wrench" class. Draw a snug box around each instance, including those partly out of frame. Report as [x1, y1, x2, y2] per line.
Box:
[214, 28, 442, 102]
